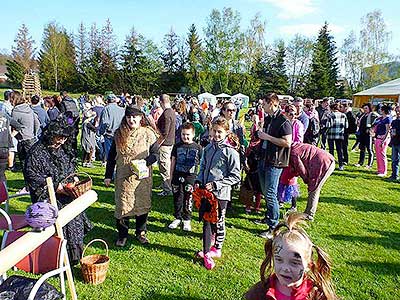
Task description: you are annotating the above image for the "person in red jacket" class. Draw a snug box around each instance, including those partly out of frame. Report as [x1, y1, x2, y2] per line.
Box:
[287, 143, 335, 220]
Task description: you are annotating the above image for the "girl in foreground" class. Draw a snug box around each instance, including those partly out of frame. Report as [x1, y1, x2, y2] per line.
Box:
[195, 117, 241, 270]
[245, 213, 338, 300]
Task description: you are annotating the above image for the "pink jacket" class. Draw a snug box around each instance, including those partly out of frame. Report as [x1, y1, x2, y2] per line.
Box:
[292, 119, 304, 144]
[289, 143, 334, 192]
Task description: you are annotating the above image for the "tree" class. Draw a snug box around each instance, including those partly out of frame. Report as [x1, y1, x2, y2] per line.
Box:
[340, 31, 363, 93]
[161, 28, 179, 73]
[12, 24, 36, 72]
[186, 24, 203, 93]
[359, 10, 392, 87]
[39, 22, 77, 91]
[75, 22, 87, 71]
[256, 41, 289, 95]
[203, 7, 243, 93]
[286, 34, 314, 95]
[5, 59, 24, 87]
[305, 23, 339, 98]
[88, 23, 100, 57]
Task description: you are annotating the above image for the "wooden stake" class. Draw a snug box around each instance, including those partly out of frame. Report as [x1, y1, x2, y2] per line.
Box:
[46, 177, 78, 300]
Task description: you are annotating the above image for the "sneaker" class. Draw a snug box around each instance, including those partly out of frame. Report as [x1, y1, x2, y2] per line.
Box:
[245, 208, 252, 214]
[365, 165, 372, 170]
[354, 163, 361, 167]
[287, 206, 297, 213]
[338, 166, 344, 171]
[136, 232, 149, 244]
[82, 162, 88, 167]
[377, 173, 386, 177]
[86, 162, 94, 168]
[182, 220, 191, 231]
[254, 218, 268, 225]
[115, 237, 127, 247]
[343, 162, 348, 166]
[203, 254, 215, 270]
[209, 246, 222, 259]
[16, 187, 29, 195]
[259, 229, 274, 239]
[196, 250, 204, 259]
[304, 214, 314, 221]
[168, 219, 181, 229]
[157, 190, 172, 196]
[101, 162, 107, 167]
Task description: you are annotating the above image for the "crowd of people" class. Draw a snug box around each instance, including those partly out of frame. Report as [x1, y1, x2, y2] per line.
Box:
[2, 87, 398, 299]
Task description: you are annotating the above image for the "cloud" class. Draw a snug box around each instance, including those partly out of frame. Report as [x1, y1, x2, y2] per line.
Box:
[257, 0, 318, 19]
[279, 23, 345, 37]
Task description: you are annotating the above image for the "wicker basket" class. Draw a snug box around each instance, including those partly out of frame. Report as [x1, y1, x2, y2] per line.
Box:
[63, 172, 92, 199]
[80, 239, 110, 285]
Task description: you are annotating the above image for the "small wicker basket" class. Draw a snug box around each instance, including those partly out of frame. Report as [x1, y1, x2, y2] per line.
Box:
[80, 239, 110, 285]
[63, 172, 92, 199]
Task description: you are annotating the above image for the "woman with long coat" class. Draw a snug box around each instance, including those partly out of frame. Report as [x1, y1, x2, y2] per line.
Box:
[105, 105, 159, 247]
[24, 115, 92, 265]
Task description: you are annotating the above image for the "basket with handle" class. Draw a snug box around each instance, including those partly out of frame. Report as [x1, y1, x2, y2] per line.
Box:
[80, 239, 110, 285]
[62, 172, 92, 199]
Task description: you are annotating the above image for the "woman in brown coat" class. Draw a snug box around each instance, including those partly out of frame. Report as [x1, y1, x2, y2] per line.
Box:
[105, 105, 159, 247]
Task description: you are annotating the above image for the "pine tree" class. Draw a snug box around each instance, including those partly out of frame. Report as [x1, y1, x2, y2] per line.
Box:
[76, 22, 87, 71]
[186, 24, 202, 93]
[305, 22, 339, 98]
[257, 42, 289, 95]
[5, 59, 24, 87]
[162, 28, 179, 73]
[12, 24, 36, 72]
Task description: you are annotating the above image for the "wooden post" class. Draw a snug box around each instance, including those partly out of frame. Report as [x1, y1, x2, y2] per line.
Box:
[0, 190, 97, 276]
[46, 177, 78, 300]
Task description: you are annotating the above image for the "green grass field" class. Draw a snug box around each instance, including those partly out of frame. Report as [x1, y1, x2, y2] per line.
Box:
[0, 89, 399, 299]
[2, 144, 400, 300]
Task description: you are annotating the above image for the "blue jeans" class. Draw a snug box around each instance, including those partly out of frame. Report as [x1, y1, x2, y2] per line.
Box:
[391, 145, 400, 179]
[258, 161, 283, 229]
[104, 136, 114, 161]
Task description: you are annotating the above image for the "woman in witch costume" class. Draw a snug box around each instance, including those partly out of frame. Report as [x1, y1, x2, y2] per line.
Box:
[24, 115, 92, 265]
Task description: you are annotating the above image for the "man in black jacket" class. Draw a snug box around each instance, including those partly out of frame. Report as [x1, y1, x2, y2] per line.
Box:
[255, 93, 292, 239]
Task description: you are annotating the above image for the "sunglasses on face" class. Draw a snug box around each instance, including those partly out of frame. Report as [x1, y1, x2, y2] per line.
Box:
[225, 108, 236, 112]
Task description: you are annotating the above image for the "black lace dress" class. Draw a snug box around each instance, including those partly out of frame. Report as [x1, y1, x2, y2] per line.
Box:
[24, 141, 92, 264]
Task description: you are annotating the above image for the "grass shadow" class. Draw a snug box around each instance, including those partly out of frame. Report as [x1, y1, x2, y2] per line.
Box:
[348, 260, 400, 276]
[330, 229, 400, 251]
[321, 196, 400, 213]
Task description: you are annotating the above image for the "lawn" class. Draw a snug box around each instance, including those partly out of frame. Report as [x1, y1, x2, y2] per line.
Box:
[0, 90, 399, 299]
[2, 144, 400, 300]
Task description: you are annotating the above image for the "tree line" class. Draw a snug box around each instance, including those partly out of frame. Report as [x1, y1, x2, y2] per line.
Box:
[2, 8, 397, 99]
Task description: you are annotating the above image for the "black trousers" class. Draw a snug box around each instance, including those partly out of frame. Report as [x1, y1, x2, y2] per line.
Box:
[358, 134, 374, 166]
[342, 133, 349, 164]
[116, 213, 148, 239]
[203, 200, 228, 254]
[320, 130, 327, 150]
[328, 139, 344, 167]
[172, 181, 193, 221]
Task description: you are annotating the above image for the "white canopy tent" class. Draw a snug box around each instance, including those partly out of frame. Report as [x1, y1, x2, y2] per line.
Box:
[231, 93, 250, 108]
[198, 92, 217, 107]
[215, 93, 232, 99]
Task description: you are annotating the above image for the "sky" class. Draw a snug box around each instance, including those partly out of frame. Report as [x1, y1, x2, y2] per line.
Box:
[1, 0, 399, 56]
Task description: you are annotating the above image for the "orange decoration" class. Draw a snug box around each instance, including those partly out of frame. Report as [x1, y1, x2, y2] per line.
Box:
[192, 188, 219, 224]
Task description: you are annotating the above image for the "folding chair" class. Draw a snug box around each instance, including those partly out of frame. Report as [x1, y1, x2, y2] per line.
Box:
[0, 181, 30, 231]
[0, 231, 67, 300]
